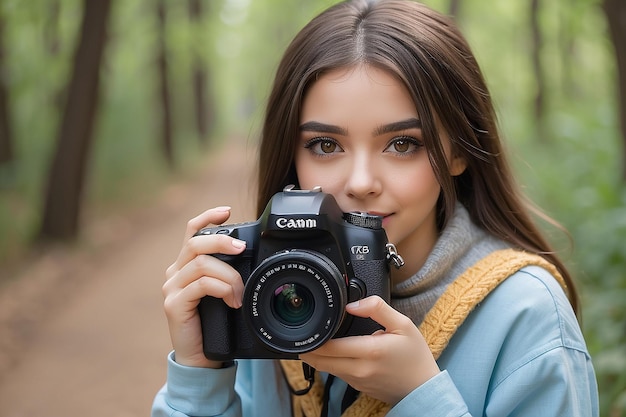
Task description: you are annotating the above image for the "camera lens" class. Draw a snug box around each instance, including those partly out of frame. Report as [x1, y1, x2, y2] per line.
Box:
[243, 249, 348, 354]
[272, 283, 314, 326]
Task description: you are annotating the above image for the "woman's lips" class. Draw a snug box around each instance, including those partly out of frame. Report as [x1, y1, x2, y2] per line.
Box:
[381, 214, 393, 227]
[367, 211, 391, 218]
[368, 212, 393, 226]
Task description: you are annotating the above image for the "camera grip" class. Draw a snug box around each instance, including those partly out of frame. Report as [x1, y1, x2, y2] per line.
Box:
[344, 259, 390, 336]
[198, 296, 235, 361]
[198, 257, 252, 361]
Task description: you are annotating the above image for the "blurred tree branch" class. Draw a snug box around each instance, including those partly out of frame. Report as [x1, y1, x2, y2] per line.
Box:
[157, 0, 174, 167]
[188, 0, 213, 146]
[530, 0, 547, 140]
[603, 0, 626, 181]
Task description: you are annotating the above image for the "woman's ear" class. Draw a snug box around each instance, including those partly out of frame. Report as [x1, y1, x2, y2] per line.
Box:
[449, 155, 467, 176]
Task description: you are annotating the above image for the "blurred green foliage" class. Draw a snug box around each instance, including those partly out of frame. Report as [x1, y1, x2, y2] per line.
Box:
[454, 2, 626, 414]
[0, 0, 623, 414]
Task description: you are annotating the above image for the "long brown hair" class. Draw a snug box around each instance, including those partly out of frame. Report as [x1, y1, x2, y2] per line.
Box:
[255, 0, 579, 313]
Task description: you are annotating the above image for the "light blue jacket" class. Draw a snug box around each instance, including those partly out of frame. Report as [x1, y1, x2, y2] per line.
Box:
[152, 265, 599, 416]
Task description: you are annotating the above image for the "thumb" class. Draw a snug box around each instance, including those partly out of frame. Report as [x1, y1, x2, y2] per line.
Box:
[346, 295, 413, 333]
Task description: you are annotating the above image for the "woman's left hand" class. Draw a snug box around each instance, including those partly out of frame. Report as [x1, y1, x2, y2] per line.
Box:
[299, 295, 440, 405]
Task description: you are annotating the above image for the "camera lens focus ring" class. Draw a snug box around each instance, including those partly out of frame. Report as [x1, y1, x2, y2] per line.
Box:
[242, 250, 348, 354]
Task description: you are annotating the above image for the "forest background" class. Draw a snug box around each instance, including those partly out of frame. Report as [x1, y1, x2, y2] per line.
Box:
[0, 0, 624, 416]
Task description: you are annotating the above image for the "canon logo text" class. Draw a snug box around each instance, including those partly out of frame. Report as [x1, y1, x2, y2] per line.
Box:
[275, 218, 317, 229]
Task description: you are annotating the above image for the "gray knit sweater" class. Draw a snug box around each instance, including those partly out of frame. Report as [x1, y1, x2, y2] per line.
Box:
[391, 203, 510, 325]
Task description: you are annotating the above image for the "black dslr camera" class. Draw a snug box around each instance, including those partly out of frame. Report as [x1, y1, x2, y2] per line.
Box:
[194, 186, 404, 361]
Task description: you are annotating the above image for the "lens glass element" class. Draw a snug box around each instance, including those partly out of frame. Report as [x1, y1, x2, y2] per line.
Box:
[272, 283, 314, 327]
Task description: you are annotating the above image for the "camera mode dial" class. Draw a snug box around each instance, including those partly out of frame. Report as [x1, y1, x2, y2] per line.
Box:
[343, 212, 383, 229]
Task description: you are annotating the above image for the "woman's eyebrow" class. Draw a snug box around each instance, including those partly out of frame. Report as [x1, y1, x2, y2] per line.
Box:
[299, 121, 348, 135]
[299, 118, 421, 136]
[373, 118, 422, 136]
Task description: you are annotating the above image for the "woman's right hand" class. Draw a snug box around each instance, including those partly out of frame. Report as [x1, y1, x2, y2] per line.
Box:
[162, 206, 246, 368]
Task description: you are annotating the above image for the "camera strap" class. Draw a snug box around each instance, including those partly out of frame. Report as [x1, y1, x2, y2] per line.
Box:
[280, 248, 568, 417]
[281, 361, 316, 396]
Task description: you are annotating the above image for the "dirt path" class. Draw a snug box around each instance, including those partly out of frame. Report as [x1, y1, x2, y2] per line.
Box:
[0, 140, 257, 417]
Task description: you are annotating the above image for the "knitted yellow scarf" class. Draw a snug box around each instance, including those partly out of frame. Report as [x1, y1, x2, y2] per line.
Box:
[280, 249, 567, 417]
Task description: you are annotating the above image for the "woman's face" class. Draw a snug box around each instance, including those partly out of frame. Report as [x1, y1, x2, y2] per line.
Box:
[295, 65, 464, 283]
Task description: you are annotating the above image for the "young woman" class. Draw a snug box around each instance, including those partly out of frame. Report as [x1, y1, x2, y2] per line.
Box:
[153, 1, 598, 416]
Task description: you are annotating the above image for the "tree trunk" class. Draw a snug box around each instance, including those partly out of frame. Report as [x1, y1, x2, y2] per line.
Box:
[0, 13, 13, 172]
[43, 1, 61, 57]
[39, 0, 112, 240]
[157, 0, 174, 167]
[530, 0, 546, 140]
[603, 0, 626, 182]
[448, 0, 461, 18]
[188, 0, 212, 145]
[557, 3, 576, 98]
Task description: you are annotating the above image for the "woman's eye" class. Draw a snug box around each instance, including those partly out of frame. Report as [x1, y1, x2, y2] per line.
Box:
[304, 138, 343, 155]
[384, 137, 422, 154]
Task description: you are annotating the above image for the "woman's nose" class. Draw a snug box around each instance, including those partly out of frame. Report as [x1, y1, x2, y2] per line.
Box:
[344, 155, 382, 199]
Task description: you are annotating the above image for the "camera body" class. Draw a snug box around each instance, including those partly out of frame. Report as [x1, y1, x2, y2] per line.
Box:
[195, 186, 400, 361]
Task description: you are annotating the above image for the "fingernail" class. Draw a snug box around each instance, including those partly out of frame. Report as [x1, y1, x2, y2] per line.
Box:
[215, 206, 231, 212]
[346, 300, 360, 309]
[231, 239, 246, 249]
